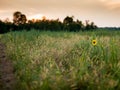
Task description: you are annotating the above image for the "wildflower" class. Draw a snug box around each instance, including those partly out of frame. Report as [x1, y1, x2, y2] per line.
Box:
[92, 40, 97, 46]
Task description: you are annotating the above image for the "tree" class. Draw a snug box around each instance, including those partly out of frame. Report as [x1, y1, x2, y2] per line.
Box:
[63, 16, 74, 31]
[13, 11, 27, 26]
[63, 16, 74, 25]
[85, 20, 97, 30]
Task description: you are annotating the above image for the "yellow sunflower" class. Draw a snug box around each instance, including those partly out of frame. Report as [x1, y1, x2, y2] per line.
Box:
[92, 40, 97, 46]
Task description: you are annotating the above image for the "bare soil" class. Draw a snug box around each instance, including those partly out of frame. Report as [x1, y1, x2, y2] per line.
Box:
[0, 41, 17, 90]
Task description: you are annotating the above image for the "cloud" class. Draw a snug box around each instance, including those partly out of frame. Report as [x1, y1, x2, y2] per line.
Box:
[0, 0, 120, 26]
[99, 0, 120, 10]
[106, 2, 120, 10]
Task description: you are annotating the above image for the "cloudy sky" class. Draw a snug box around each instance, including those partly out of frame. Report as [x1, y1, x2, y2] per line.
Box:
[0, 0, 120, 27]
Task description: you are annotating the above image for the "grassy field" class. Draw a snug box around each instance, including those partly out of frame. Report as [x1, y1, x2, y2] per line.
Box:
[1, 29, 120, 90]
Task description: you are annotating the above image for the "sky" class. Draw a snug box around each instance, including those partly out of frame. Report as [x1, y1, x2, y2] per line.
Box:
[0, 0, 120, 27]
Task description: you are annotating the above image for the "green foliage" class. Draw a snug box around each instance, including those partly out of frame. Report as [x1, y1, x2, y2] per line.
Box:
[13, 11, 27, 25]
[0, 11, 98, 33]
[1, 30, 120, 90]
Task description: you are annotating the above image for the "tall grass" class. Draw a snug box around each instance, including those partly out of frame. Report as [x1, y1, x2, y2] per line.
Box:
[0, 34, 2, 39]
[1, 29, 120, 90]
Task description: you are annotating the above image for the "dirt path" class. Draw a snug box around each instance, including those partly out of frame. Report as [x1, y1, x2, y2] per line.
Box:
[0, 40, 17, 90]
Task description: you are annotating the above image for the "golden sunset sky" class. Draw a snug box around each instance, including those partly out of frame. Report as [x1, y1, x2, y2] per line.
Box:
[0, 0, 120, 27]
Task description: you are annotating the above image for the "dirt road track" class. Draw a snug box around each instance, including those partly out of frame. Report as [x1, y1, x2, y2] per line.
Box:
[0, 40, 17, 90]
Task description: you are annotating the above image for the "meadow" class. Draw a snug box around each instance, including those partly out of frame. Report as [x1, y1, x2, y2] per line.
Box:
[1, 29, 120, 90]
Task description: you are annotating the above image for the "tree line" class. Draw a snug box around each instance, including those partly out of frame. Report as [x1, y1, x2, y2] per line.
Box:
[0, 11, 98, 33]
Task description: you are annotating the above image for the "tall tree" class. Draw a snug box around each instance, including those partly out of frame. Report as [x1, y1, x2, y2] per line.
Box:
[85, 20, 97, 30]
[13, 11, 27, 25]
[63, 16, 74, 31]
[63, 16, 74, 25]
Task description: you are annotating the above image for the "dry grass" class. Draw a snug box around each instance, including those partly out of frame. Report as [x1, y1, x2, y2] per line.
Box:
[1, 30, 120, 90]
